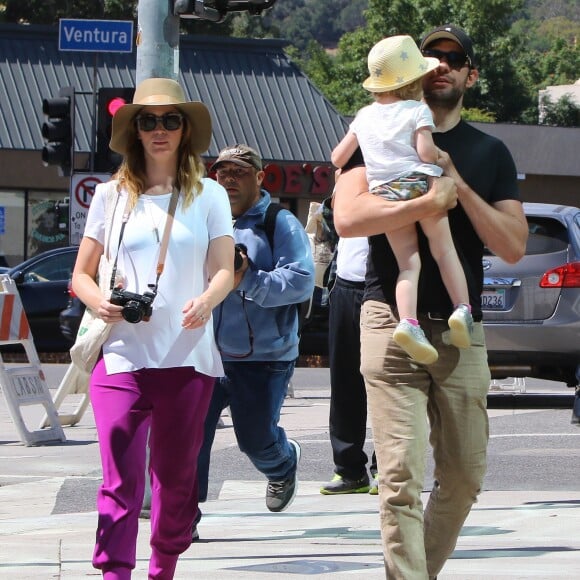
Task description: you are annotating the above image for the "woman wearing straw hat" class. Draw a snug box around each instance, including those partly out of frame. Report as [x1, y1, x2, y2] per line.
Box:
[72, 77, 234, 579]
[332, 35, 473, 365]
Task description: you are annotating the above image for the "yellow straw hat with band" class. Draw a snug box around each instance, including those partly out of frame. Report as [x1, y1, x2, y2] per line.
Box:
[363, 35, 440, 93]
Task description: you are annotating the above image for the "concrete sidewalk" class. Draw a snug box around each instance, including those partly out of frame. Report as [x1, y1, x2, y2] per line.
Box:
[1, 366, 579, 578]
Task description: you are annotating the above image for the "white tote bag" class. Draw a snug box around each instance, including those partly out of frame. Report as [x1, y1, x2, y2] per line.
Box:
[69, 182, 120, 375]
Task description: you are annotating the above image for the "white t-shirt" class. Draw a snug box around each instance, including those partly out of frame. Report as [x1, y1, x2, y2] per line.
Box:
[350, 100, 442, 190]
[336, 237, 368, 283]
[83, 178, 233, 377]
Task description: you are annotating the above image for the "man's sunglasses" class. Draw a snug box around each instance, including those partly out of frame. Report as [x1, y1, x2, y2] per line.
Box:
[135, 113, 184, 132]
[422, 48, 471, 70]
[215, 167, 253, 180]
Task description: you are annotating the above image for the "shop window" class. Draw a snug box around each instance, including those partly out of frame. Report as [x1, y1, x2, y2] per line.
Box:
[0, 191, 25, 268]
[28, 194, 69, 257]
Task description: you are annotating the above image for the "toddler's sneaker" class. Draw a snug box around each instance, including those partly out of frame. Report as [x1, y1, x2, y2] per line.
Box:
[448, 304, 473, 349]
[393, 320, 438, 365]
[447, 304, 473, 348]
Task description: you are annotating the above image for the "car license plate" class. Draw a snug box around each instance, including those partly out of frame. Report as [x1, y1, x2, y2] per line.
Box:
[481, 288, 506, 310]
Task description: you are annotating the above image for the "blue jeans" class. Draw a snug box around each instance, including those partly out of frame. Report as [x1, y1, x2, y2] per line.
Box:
[197, 360, 297, 502]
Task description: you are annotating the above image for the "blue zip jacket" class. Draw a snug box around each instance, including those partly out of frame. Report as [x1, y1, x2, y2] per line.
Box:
[213, 190, 315, 362]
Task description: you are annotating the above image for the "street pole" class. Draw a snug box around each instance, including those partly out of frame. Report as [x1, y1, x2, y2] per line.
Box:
[136, 0, 180, 83]
[136, 0, 181, 515]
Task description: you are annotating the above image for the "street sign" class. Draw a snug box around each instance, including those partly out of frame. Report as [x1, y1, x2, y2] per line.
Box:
[59, 19, 134, 53]
[69, 173, 111, 245]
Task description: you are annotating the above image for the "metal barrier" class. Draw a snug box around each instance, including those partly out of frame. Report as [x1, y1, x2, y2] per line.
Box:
[490, 377, 526, 393]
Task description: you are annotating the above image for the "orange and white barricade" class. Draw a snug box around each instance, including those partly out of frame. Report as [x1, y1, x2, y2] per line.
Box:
[0, 275, 65, 445]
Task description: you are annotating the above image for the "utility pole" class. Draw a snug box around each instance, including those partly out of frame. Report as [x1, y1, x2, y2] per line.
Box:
[136, 0, 180, 83]
[136, 0, 180, 516]
[136, 0, 280, 519]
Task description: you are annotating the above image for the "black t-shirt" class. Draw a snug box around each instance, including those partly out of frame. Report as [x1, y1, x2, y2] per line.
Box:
[364, 120, 520, 320]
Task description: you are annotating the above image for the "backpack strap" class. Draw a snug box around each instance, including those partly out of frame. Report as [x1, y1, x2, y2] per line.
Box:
[263, 202, 283, 252]
[263, 202, 313, 333]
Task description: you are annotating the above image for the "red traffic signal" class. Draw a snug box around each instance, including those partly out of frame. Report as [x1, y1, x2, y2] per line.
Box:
[107, 96, 128, 117]
[95, 87, 135, 173]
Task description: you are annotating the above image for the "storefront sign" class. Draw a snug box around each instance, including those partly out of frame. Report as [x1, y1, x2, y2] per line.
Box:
[206, 162, 334, 198]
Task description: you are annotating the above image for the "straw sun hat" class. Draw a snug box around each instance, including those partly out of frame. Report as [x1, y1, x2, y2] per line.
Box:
[363, 35, 440, 93]
[109, 77, 212, 155]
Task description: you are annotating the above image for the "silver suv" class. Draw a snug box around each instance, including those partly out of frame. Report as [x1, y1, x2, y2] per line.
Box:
[483, 202, 580, 392]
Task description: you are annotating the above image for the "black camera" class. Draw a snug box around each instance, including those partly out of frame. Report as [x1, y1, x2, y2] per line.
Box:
[110, 286, 157, 324]
[234, 243, 247, 271]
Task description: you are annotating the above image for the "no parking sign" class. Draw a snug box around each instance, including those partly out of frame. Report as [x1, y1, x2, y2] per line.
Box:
[69, 173, 111, 245]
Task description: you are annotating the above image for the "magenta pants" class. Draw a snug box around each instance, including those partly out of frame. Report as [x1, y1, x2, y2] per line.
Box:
[90, 359, 214, 579]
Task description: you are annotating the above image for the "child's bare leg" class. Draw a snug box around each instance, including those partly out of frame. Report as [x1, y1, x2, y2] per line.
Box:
[419, 213, 469, 306]
[387, 226, 438, 365]
[386, 225, 421, 320]
[419, 214, 473, 348]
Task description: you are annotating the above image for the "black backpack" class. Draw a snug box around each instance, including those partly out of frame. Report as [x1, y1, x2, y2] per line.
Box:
[263, 203, 313, 334]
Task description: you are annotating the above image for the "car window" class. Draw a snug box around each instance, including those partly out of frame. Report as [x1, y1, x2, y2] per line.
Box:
[483, 216, 568, 257]
[524, 217, 568, 255]
[24, 252, 76, 283]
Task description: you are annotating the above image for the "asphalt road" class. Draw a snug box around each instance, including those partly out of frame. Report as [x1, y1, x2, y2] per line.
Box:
[34, 366, 579, 515]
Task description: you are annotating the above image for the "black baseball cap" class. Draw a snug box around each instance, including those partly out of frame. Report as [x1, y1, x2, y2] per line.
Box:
[420, 24, 476, 67]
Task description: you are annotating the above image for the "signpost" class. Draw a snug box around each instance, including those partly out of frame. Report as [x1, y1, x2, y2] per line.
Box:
[57, 19, 132, 244]
[59, 19, 134, 53]
[69, 173, 111, 245]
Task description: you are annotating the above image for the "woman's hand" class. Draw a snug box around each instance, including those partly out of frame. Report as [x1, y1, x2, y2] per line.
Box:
[182, 297, 212, 329]
[97, 298, 124, 323]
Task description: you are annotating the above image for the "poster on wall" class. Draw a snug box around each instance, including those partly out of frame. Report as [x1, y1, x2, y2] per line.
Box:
[28, 199, 69, 256]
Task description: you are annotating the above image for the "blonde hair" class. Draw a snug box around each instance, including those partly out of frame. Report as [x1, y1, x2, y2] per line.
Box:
[373, 78, 424, 102]
[113, 115, 205, 209]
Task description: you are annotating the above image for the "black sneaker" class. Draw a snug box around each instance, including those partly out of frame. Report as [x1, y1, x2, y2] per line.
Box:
[191, 525, 199, 543]
[266, 439, 301, 512]
[320, 474, 370, 495]
[191, 507, 201, 543]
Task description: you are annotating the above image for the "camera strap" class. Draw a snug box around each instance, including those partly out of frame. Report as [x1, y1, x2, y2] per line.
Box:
[155, 187, 180, 286]
[109, 187, 180, 292]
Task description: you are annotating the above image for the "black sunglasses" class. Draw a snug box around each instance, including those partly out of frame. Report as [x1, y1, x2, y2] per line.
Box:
[422, 48, 471, 70]
[135, 113, 184, 132]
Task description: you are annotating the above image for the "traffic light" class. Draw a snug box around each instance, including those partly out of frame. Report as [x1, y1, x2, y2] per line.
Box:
[95, 87, 135, 173]
[42, 86, 75, 177]
[174, 1, 277, 21]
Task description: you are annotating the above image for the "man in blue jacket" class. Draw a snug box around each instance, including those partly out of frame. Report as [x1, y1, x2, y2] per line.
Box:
[197, 144, 315, 523]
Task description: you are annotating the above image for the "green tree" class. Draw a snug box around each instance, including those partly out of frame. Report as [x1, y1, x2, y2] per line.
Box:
[540, 94, 580, 127]
[1, 0, 136, 23]
[299, 0, 528, 119]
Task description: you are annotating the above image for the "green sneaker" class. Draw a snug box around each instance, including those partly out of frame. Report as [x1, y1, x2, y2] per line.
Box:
[320, 474, 370, 495]
[369, 473, 379, 495]
[393, 319, 438, 365]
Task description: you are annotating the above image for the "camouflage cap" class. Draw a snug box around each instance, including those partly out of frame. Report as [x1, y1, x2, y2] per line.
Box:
[210, 144, 263, 171]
